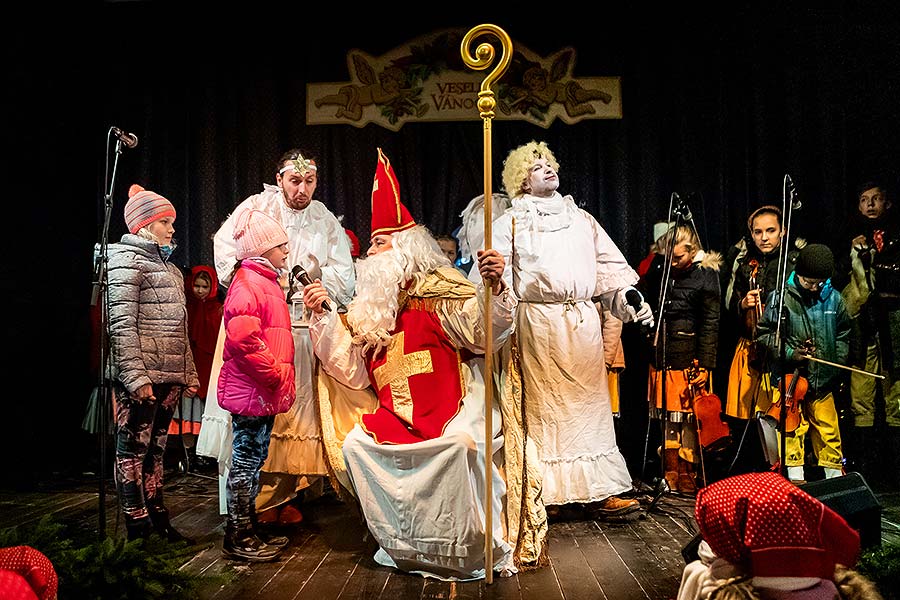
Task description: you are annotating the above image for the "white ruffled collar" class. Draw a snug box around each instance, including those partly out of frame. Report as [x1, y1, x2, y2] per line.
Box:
[511, 192, 577, 232]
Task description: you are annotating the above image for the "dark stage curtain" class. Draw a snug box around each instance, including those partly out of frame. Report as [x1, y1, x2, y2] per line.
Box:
[6, 4, 900, 481]
[85, 6, 900, 268]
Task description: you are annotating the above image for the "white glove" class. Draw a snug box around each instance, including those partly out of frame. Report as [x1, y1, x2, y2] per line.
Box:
[632, 301, 655, 328]
[616, 287, 655, 328]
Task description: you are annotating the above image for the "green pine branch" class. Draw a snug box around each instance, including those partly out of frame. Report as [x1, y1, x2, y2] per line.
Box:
[1, 516, 233, 599]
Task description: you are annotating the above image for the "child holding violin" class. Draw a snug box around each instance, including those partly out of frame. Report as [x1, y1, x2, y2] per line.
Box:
[759, 243, 851, 482]
[640, 225, 723, 494]
[723, 206, 799, 422]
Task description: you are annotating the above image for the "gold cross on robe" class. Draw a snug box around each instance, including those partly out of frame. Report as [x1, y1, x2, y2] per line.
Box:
[373, 331, 433, 424]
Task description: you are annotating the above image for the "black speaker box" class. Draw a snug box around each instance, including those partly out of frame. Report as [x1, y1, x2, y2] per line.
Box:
[800, 472, 882, 549]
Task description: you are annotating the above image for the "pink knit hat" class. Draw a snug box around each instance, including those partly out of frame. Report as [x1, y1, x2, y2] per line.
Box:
[233, 208, 289, 260]
[124, 184, 176, 234]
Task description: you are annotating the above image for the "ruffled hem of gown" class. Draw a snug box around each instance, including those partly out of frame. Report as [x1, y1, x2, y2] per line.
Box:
[541, 450, 633, 505]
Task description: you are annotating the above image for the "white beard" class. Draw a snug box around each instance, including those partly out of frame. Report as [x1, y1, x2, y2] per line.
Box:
[345, 250, 405, 355]
[345, 226, 452, 355]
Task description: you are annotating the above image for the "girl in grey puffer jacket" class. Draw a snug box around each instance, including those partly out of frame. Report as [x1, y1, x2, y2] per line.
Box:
[107, 184, 199, 542]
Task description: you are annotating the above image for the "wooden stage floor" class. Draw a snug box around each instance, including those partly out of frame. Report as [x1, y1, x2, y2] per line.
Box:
[2, 470, 897, 600]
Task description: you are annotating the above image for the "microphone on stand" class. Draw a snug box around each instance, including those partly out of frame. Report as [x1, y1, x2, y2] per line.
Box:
[785, 174, 801, 210]
[292, 265, 331, 312]
[672, 193, 693, 221]
[111, 126, 138, 149]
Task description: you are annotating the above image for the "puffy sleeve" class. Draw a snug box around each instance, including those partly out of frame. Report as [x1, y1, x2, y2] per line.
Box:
[107, 248, 150, 393]
[309, 312, 372, 389]
[439, 286, 517, 353]
[589, 213, 639, 297]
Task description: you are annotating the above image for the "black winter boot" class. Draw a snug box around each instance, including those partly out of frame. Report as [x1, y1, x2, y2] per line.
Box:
[125, 517, 153, 541]
[148, 504, 194, 544]
[250, 508, 289, 549]
[223, 523, 281, 562]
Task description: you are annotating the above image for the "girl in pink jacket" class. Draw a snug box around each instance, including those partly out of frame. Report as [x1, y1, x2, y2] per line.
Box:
[218, 208, 295, 562]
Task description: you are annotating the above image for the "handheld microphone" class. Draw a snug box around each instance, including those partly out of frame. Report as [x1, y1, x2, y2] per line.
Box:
[292, 265, 330, 312]
[625, 288, 645, 315]
[111, 126, 138, 149]
[625, 288, 654, 334]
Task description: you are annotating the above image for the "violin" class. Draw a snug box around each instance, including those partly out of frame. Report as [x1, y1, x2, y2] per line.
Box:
[745, 260, 765, 367]
[687, 359, 731, 451]
[746, 259, 764, 328]
[765, 367, 806, 433]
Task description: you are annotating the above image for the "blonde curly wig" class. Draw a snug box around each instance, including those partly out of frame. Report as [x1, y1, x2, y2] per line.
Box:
[501, 140, 560, 198]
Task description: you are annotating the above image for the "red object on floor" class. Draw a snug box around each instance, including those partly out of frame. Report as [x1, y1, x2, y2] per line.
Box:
[256, 508, 279, 524]
[278, 504, 304, 525]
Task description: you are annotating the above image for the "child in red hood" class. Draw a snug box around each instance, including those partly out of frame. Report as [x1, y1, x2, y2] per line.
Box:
[169, 266, 223, 441]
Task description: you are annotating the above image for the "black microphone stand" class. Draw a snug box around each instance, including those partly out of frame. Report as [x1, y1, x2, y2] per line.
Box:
[643, 193, 696, 511]
[772, 174, 801, 479]
[90, 128, 129, 538]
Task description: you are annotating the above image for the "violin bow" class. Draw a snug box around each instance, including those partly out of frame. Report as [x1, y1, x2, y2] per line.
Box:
[803, 354, 885, 379]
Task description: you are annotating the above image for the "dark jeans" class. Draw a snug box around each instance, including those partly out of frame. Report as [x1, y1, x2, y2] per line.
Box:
[226, 414, 275, 529]
[114, 383, 181, 522]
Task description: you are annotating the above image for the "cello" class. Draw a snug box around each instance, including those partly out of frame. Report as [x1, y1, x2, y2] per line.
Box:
[687, 359, 731, 451]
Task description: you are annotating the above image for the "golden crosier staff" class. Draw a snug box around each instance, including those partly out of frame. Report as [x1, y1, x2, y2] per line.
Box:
[460, 23, 512, 585]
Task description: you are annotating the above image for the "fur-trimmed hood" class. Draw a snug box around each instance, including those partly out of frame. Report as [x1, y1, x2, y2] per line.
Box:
[694, 249, 723, 272]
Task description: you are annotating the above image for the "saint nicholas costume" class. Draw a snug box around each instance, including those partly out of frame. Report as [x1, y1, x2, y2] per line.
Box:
[309, 150, 546, 580]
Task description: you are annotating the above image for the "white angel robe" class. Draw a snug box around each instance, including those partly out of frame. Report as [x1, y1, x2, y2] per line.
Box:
[492, 192, 637, 505]
[309, 277, 517, 580]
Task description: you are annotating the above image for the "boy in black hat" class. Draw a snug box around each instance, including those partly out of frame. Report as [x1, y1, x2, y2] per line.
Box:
[759, 243, 851, 482]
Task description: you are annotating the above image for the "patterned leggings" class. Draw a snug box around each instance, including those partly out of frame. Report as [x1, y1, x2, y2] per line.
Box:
[114, 383, 181, 522]
[226, 414, 275, 529]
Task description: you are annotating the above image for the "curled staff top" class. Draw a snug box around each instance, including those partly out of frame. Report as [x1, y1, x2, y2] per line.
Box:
[460, 24, 513, 119]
